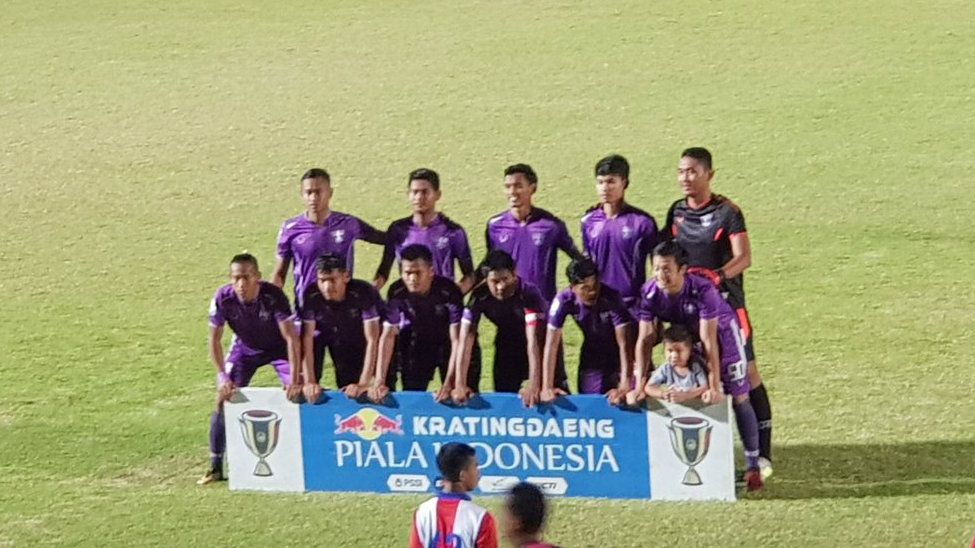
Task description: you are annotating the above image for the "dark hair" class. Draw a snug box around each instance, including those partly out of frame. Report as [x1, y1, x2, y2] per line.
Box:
[651, 240, 689, 267]
[315, 252, 347, 273]
[681, 147, 713, 171]
[301, 168, 331, 183]
[504, 163, 538, 186]
[594, 154, 629, 180]
[479, 249, 516, 276]
[507, 482, 547, 535]
[662, 324, 694, 346]
[400, 244, 434, 265]
[409, 168, 440, 191]
[230, 253, 259, 270]
[437, 442, 476, 483]
[566, 257, 598, 285]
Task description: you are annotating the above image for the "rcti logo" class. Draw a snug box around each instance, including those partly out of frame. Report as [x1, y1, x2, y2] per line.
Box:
[334, 408, 404, 441]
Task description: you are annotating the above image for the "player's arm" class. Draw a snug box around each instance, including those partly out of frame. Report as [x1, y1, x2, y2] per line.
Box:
[699, 318, 723, 402]
[633, 319, 658, 394]
[475, 511, 499, 548]
[521, 313, 543, 407]
[271, 255, 291, 289]
[208, 324, 234, 401]
[369, 322, 398, 403]
[447, 320, 477, 404]
[669, 385, 707, 404]
[539, 326, 564, 403]
[299, 319, 322, 403]
[357, 219, 387, 246]
[435, 322, 462, 403]
[719, 231, 752, 280]
[373, 224, 397, 290]
[277, 319, 303, 402]
[608, 322, 633, 405]
[453, 229, 476, 295]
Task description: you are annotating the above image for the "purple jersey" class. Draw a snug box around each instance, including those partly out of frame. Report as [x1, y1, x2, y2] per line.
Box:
[276, 211, 385, 305]
[547, 285, 632, 362]
[462, 278, 547, 333]
[375, 214, 473, 281]
[385, 276, 463, 345]
[636, 274, 745, 365]
[300, 279, 383, 345]
[580, 204, 658, 303]
[208, 282, 293, 353]
[485, 208, 580, 300]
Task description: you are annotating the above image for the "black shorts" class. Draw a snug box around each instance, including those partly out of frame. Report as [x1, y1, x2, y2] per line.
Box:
[493, 335, 569, 393]
[313, 337, 367, 389]
[393, 336, 482, 392]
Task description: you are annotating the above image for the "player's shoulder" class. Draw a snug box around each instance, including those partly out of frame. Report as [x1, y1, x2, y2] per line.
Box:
[302, 284, 324, 306]
[348, 278, 379, 299]
[487, 210, 510, 225]
[685, 274, 718, 296]
[519, 280, 545, 300]
[387, 280, 408, 300]
[438, 213, 467, 233]
[581, 203, 603, 222]
[387, 216, 413, 232]
[622, 203, 657, 223]
[713, 194, 745, 217]
[279, 214, 306, 235]
[213, 284, 236, 304]
[640, 279, 661, 300]
[599, 284, 624, 303]
[259, 281, 289, 301]
[433, 275, 462, 298]
[467, 284, 492, 304]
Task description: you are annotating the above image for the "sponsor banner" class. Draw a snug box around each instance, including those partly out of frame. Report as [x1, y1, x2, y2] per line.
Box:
[226, 388, 305, 492]
[226, 388, 734, 501]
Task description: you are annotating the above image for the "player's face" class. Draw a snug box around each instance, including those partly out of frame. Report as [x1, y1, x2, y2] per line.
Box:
[301, 177, 332, 214]
[664, 340, 692, 368]
[653, 255, 687, 295]
[486, 269, 517, 300]
[408, 179, 440, 215]
[229, 262, 261, 302]
[401, 259, 434, 295]
[316, 269, 350, 301]
[678, 156, 714, 198]
[460, 455, 481, 492]
[596, 174, 627, 205]
[504, 173, 535, 209]
[571, 275, 600, 306]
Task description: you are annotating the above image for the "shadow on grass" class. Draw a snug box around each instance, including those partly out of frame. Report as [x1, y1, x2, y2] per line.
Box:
[764, 441, 975, 499]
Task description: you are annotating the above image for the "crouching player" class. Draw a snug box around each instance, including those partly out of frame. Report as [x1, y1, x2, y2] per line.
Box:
[450, 250, 568, 406]
[634, 241, 763, 490]
[644, 325, 708, 403]
[199, 253, 299, 485]
[298, 253, 383, 403]
[540, 258, 633, 404]
[409, 443, 498, 548]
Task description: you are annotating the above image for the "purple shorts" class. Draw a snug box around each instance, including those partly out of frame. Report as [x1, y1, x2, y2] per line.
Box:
[578, 368, 620, 395]
[219, 339, 291, 387]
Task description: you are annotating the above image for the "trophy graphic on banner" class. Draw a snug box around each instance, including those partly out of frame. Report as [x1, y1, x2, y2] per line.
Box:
[239, 410, 282, 477]
[668, 416, 713, 486]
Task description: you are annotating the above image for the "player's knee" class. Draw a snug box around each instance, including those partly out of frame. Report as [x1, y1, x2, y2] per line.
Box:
[732, 393, 750, 406]
[747, 361, 762, 384]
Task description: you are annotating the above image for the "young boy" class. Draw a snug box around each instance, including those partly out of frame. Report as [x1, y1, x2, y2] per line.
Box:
[644, 324, 708, 403]
[503, 482, 560, 548]
[410, 443, 498, 548]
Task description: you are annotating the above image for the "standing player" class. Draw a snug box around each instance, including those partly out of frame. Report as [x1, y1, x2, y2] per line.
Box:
[409, 443, 498, 548]
[663, 147, 773, 476]
[298, 253, 383, 404]
[374, 168, 475, 293]
[581, 154, 658, 314]
[369, 244, 466, 402]
[540, 258, 633, 404]
[449, 250, 568, 406]
[199, 254, 299, 485]
[272, 168, 386, 309]
[633, 241, 763, 491]
[485, 164, 583, 302]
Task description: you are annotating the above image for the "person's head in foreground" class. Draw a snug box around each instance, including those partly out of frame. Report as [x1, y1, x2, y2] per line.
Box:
[662, 324, 694, 369]
[566, 257, 600, 306]
[437, 442, 481, 493]
[504, 482, 558, 548]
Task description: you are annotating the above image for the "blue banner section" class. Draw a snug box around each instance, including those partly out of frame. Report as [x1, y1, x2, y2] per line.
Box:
[300, 392, 651, 499]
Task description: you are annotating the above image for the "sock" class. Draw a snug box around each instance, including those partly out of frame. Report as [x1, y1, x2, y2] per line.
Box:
[733, 399, 761, 471]
[209, 410, 225, 472]
[749, 383, 772, 462]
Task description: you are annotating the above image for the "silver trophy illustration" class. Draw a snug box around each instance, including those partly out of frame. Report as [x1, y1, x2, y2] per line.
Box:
[239, 410, 282, 477]
[667, 416, 713, 486]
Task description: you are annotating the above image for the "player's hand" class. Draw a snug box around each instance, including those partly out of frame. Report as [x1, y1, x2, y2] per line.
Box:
[450, 384, 474, 405]
[687, 267, 721, 286]
[373, 276, 386, 290]
[218, 380, 237, 402]
[625, 388, 646, 407]
[434, 382, 453, 403]
[341, 383, 365, 399]
[703, 387, 723, 404]
[285, 383, 304, 403]
[302, 382, 323, 404]
[669, 391, 690, 403]
[519, 386, 540, 408]
[539, 387, 566, 404]
[368, 383, 389, 404]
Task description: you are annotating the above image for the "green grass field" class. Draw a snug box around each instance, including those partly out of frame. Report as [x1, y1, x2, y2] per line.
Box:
[2, 0, 975, 545]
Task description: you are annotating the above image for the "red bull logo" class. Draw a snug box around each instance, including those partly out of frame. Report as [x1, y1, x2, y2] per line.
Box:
[334, 408, 404, 441]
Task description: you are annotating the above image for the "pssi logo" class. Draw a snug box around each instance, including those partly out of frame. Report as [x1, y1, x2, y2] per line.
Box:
[334, 408, 404, 441]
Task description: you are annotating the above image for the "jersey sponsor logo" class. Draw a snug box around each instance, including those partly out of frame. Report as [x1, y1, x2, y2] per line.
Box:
[531, 232, 545, 246]
[334, 408, 404, 441]
[296, 234, 309, 245]
[436, 236, 450, 250]
[258, 307, 271, 321]
[331, 229, 346, 243]
[621, 226, 634, 240]
[700, 214, 714, 228]
[498, 231, 511, 243]
[684, 303, 698, 315]
[675, 215, 685, 224]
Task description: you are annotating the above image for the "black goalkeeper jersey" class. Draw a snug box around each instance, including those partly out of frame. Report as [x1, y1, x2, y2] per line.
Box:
[663, 194, 748, 308]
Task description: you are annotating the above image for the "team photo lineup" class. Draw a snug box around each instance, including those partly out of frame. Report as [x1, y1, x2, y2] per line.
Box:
[202, 148, 775, 501]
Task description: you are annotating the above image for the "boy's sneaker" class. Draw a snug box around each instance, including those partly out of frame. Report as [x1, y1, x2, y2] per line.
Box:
[758, 457, 773, 480]
[197, 468, 225, 485]
[744, 469, 764, 492]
